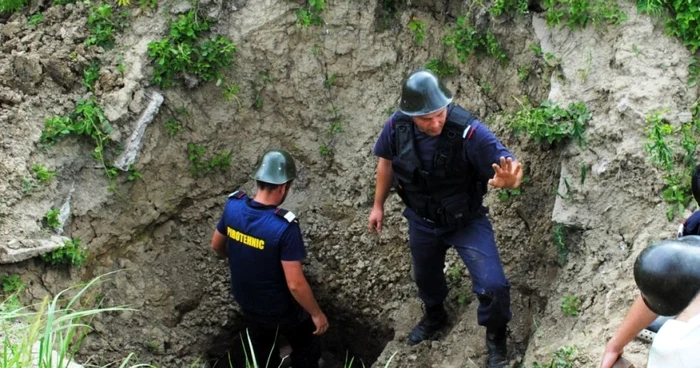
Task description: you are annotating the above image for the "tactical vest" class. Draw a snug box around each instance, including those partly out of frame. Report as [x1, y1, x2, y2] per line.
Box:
[223, 190, 300, 318]
[391, 106, 486, 227]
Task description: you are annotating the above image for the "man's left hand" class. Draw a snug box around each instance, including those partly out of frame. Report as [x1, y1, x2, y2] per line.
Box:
[488, 157, 523, 189]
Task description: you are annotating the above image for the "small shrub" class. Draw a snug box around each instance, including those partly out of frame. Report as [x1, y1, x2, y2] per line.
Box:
[643, 109, 674, 170]
[561, 295, 580, 316]
[425, 58, 457, 78]
[408, 19, 426, 45]
[517, 65, 531, 81]
[1, 274, 25, 294]
[44, 208, 61, 230]
[127, 164, 142, 181]
[543, 0, 627, 29]
[31, 164, 55, 183]
[42, 238, 88, 266]
[86, 4, 120, 48]
[533, 346, 578, 368]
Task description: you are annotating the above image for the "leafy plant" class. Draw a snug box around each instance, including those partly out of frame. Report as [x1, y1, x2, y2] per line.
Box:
[222, 82, 241, 105]
[0, 274, 25, 313]
[127, 164, 142, 181]
[252, 71, 275, 110]
[44, 208, 61, 230]
[319, 109, 343, 158]
[533, 346, 578, 368]
[638, 0, 700, 54]
[187, 143, 231, 177]
[479, 80, 493, 94]
[40, 98, 116, 180]
[42, 238, 88, 267]
[561, 295, 580, 317]
[489, 0, 528, 16]
[21, 177, 36, 195]
[425, 58, 457, 78]
[529, 43, 543, 56]
[164, 117, 183, 136]
[148, 11, 236, 88]
[408, 19, 426, 45]
[295, 0, 325, 27]
[509, 100, 591, 147]
[86, 4, 118, 48]
[82, 62, 101, 91]
[553, 223, 568, 263]
[644, 109, 674, 170]
[27, 12, 43, 26]
[517, 65, 531, 81]
[444, 15, 509, 65]
[138, 0, 156, 8]
[543, 0, 627, 29]
[31, 164, 55, 183]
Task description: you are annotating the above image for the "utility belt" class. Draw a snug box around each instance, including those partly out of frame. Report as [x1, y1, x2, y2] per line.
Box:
[396, 184, 485, 228]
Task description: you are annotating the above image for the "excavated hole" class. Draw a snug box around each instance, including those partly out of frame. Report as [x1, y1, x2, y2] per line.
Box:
[205, 304, 394, 368]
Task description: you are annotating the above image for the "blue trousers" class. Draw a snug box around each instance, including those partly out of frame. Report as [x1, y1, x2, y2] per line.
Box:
[408, 214, 512, 330]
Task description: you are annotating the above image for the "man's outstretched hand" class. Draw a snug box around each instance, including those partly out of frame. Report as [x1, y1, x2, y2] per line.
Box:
[488, 157, 523, 189]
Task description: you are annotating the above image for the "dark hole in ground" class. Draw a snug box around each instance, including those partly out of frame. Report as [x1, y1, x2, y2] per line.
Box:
[205, 306, 394, 368]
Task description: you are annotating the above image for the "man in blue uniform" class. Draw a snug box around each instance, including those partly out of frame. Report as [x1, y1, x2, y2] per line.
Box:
[210, 150, 328, 368]
[368, 70, 523, 368]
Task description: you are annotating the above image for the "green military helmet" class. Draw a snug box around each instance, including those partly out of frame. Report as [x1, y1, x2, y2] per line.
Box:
[399, 69, 454, 116]
[250, 150, 297, 185]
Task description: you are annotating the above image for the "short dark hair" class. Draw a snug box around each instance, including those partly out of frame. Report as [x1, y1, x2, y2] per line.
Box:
[256, 180, 293, 191]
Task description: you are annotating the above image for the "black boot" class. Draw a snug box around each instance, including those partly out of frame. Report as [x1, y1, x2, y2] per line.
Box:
[486, 326, 508, 368]
[407, 304, 447, 345]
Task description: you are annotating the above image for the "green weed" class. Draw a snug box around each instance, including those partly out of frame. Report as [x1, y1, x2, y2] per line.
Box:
[533, 346, 578, 368]
[561, 295, 580, 317]
[498, 175, 529, 201]
[44, 208, 61, 230]
[40, 98, 116, 180]
[425, 58, 457, 78]
[252, 71, 275, 110]
[479, 80, 493, 94]
[138, 0, 156, 8]
[553, 223, 568, 263]
[187, 143, 231, 177]
[0, 274, 25, 313]
[544, 0, 627, 29]
[295, 0, 325, 27]
[42, 238, 88, 267]
[148, 11, 236, 88]
[27, 12, 43, 26]
[517, 65, 531, 81]
[164, 117, 183, 136]
[689, 58, 699, 88]
[21, 177, 36, 196]
[529, 43, 543, 56]
[86, 4, 119, 48]
[644, 109, 674, 170]
[82, 61, 101, 91]
[508, 99, 591, 147]
[31, 164, 55, 183]
[0, 0, 26, 13]
[408, 19, 426, 46]
[319, 108, 343, 158]
[489, 0, 528, 16]
[445, 16, 508, 65]
[222, 82, 241, 105]
[127, 164, 142, 181]
[638, 0, 700, 54]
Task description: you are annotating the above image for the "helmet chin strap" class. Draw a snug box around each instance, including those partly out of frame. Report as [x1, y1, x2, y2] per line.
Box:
[634, 235, 700, 316]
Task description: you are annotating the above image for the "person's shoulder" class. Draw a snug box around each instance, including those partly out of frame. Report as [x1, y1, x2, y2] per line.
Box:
[681, 210, 700, 237]
[273, 207, 299, 225]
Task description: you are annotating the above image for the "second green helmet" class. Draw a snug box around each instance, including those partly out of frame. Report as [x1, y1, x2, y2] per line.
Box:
[399, 69, 454, 116]
[251, 150, 297, 185]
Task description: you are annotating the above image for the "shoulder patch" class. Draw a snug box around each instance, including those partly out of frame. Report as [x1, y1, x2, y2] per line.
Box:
[228, 190, 246, 199]
[275, 208, 298, 223]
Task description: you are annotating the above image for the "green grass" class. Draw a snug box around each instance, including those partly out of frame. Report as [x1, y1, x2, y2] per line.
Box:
[148, 11, 236, 88]
[543, 0, 627, 29]
[27, 12, 43, 26]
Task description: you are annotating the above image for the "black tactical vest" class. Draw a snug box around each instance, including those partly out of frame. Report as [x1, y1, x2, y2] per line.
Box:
[391, 106, 486, 227]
